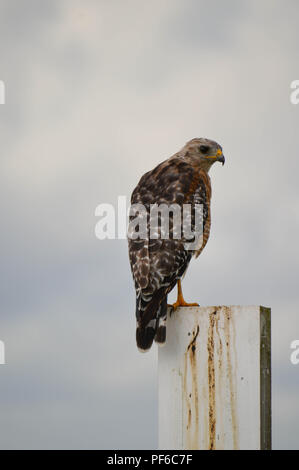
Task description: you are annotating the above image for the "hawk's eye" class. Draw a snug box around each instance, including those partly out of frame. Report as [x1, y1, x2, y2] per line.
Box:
[199, 145, 209, 154]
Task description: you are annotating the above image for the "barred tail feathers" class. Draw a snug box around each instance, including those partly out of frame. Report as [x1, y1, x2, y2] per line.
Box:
[136, 293, 168, 352]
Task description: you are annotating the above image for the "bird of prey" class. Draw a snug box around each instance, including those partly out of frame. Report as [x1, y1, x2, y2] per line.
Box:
[128, 138, 225, 352]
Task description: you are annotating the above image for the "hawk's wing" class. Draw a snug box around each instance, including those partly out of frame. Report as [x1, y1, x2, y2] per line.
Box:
[128, 156, 211, 294]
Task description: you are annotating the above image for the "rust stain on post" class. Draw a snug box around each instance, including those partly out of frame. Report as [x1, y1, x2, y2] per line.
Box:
[215, 310, 224, 448]
[183, 325, 200, 449]
[224, 307, 239, 449]
[207, 311, 216, 449]
[183, 308, 239, 450]
[215, 312, 223, 371]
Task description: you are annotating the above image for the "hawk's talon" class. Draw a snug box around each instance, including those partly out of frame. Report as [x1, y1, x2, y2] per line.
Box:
[171, 279, 199, 310]
[172, 300, 199, 310]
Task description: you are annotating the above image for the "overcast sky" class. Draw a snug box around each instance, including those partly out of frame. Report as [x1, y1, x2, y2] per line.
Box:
[0, 0, 299, 449]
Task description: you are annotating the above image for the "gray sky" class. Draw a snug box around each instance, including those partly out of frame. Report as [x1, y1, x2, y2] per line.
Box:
[0, 0, 299, 449]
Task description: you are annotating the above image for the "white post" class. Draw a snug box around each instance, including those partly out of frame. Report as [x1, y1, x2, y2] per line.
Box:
[158, 305, 271, 450]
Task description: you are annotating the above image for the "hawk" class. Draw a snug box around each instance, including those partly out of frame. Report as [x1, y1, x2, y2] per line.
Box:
[128, 138, 225, 352]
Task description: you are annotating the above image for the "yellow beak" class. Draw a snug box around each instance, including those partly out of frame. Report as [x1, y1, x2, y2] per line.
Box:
[206, 149, 225, 165]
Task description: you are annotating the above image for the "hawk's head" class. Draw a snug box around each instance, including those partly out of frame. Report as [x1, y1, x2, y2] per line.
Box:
[183, 137, 225, 171]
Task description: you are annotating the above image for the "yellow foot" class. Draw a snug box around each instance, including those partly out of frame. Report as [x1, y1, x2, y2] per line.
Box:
[171, 279, 199, 310]
[172, 299, 199, 310]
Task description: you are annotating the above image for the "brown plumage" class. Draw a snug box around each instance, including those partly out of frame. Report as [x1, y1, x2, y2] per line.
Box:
[128, 138, 225, 351]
